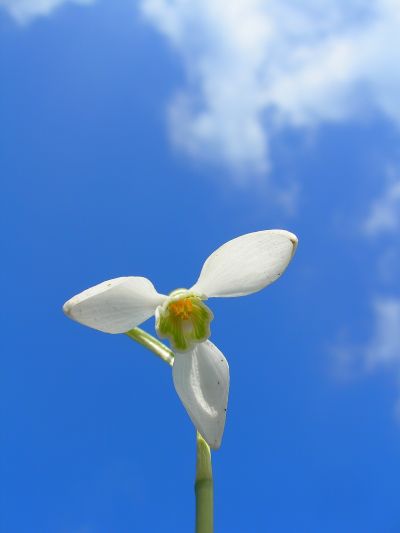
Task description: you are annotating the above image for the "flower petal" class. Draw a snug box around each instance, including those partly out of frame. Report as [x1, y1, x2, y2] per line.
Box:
[63, 276, 166, 333]
[172, 340, 229, 449]
[190, 230, 298, 298]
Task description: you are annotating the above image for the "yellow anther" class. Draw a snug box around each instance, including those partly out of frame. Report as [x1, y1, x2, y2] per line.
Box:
[169, 298, 193, 320]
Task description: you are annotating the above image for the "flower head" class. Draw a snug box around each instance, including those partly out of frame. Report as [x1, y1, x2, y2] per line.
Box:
[156, 290, 213, 352]
[63, 230, 298, 449]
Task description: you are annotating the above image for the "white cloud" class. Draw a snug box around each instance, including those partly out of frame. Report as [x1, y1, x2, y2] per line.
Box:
[333, 297, 400, 411]
[363, 177, 400, 236]
[365, 297, 400, 414]
[0, 0, 94, 24]
[141, 0, 400, 175]
[334, 163, 400, 408]
[366, 297, 400, 368]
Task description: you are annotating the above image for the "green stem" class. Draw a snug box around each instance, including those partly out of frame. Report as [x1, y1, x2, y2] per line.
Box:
[126, 327, 174, 366]
[195, 431, 214, 533]
[125, 328, 214, 533]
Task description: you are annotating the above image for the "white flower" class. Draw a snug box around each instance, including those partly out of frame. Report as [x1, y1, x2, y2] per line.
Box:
[63, 230, 298, 449]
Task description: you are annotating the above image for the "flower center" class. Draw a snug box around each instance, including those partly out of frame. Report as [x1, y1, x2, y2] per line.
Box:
[169, 298, 194, 320]
[155, 290, 213, 352]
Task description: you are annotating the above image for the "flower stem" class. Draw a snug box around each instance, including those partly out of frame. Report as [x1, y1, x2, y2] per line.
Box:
[125, 327, 174, 366]
[125, 328, 214, 533]
[195, 431, 214, 533]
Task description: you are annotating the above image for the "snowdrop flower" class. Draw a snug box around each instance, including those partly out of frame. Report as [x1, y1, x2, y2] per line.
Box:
[63, 230, 298, 449]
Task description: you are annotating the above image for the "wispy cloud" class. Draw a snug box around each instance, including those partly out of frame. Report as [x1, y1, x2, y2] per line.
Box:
[363, 174, 400, 236]
[141, 0, 400, 175]
[365, 297, 400, 369]
[0, 0, 94, 24]
[333, 160, 400, 409]
[367, 297, 400, 416]
[333, 157, 400, 404]
[333, 297, 400, 411]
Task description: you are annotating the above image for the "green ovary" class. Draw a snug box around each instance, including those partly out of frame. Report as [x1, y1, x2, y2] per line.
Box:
[156, 295, 213, 352]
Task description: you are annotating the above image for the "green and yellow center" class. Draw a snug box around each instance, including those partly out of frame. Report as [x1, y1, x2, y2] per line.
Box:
[155, 289, 213, 352]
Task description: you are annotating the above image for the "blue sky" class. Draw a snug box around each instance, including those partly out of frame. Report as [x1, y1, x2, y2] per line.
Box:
[1, 1, 400, 532]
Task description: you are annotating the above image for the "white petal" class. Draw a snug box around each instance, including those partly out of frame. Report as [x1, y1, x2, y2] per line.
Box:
[190, 230, 298, 298]
[172, 340, 229, 450]
[63, 276, 166, 333]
